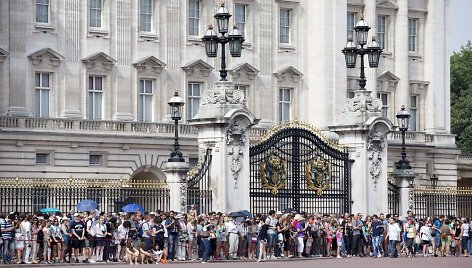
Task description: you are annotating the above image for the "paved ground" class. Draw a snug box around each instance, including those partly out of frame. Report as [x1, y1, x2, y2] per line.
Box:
[1, 256, 471, 268]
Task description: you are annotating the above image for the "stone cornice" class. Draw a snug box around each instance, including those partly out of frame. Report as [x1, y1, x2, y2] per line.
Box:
[273, 66, 303, 83]
[181, 59, 213, 77]
[28, 48, 64, 67]
[133, 56, 166, 75]
[229, 62, 260, 81]
[82, 52, 117, 70]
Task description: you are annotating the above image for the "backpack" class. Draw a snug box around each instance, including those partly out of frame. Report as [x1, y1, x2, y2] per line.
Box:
[468, 224, 472, 237]
[137, 222, 148, 238]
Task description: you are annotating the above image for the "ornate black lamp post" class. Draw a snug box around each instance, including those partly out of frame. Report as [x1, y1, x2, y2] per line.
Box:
[168, 90, 185, 162]
[342, 16, 382, 90]
[430, 173, 439, 188]
[202, 1, 244, 81]
[395, 105, 412, 172]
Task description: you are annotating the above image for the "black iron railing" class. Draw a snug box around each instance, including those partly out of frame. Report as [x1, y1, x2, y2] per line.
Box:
[186, 148, 213, 215]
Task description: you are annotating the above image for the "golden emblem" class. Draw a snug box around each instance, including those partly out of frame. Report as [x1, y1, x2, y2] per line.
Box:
[260, 154, 287, 195]
[306, 157, 331, 196]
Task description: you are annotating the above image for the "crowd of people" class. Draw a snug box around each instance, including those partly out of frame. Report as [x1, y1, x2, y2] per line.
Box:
[0, 207, 471, 265]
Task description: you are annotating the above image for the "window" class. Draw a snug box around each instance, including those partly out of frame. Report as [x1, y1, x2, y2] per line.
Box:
[89, 154, 103, 166]
[139, 0, 152, 32]
[377, 15, 387, 50]
[278, 88, 291, 122]
[188, 0, 200, 36]
[36, 0, 50, 24]
[189, 157, 198, 168]
[377, 92, 389, 118]
[88, 76, 103, 120]
[235, 3, 247, 37]
[36, 153, 49, 165]
[35, 73, 50, 117]
[138, 79, 153, 122]
[89, 0, 102, 28]
[187, 82, 201, 119]
[235, 84, 248, 104]
[410, 95, 418, 131]
[347, 12, 356, 41]
[408, 18, 418, 52]
[279, 9, 290, 44]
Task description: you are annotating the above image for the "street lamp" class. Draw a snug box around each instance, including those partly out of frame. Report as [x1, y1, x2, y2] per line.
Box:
[168, 90, 185, 162]
[395, 105, 412, 172]
[430, 173, 439, 188]
[202, 1, 245, 81]
[342, 16, 383, 90]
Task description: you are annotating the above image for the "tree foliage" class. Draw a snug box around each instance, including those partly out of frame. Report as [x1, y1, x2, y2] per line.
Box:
[451, 41, 472, 153]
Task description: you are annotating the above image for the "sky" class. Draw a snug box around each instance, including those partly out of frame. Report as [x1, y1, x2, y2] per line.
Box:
[450, 0, 472, 54]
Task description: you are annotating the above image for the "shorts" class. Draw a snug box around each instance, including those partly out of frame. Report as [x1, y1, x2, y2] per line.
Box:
[267, 233, 278, 246]
[405, 238, 414, 248]
[96, 237, 107, 247]
[86, 235, 97, 248]
[421, 240, 431, 245]
[441, 236, 451, 247]
[72, 239, 85, 249]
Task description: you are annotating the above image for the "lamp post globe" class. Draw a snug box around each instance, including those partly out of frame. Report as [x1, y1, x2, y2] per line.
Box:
[342, 36, 358, 68]
[202, 24, 218, 57]
[366, 37, 382, 68]
[168, 90, 185, 162]
[354, 16, 370, 46]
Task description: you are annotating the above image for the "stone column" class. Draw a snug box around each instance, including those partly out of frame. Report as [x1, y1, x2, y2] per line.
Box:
[395, 0, 410, 110]
[163, 162, 189, 213]
[398, 173, 415, 216]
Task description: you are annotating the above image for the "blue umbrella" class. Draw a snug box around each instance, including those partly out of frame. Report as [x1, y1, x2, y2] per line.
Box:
[39, 208, 60, 213]
[238, 210, 253, 219]
[76, 199, 98, 212]
[122, 203, 145, 213]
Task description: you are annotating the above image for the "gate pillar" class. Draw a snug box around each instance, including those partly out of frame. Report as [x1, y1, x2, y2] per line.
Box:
[330, 117, 393, 215]
[190, 81, 258, 213]
[163, 162, 189, 213]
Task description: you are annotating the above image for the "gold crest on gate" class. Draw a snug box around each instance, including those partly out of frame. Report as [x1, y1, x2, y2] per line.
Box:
[306, 157, 331, 196]
[260, 154, 287, 195]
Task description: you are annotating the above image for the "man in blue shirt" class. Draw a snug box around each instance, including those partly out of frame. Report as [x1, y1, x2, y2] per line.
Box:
[371, 215, 385, 257]
[432, 216, 444, 257]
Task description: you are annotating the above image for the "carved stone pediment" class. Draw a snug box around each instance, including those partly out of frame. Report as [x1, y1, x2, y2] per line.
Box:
[28, 48, 64, 67]
[181, 59, 213, 77]
[82, 52, 117, 71]
[274, 66, 303, 83]
[133, 56, 166, 75]
[229, 62, 260, 81]
[378, 71, 400, 82]
[377, 0, 398, 9]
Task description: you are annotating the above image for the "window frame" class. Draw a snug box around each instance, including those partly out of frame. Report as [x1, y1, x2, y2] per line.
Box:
[35, 152, 51, 165]
[34, 72, 51, 118]
[409, 95, 418, 132]
[408, 18, 418, 53]
[35, 0, 50, 25]
[377, 15, 388, 50]
[89, 153, 105, 166]
[138, 79, 154, 122]
[278, 87, 292, 122]
[89, 0, 103, 28]
[139, 0, 153, 33]
[376, 92, 389, 118]
[187, 82, 201, 120]
[279, 8, 291, 44]
[88, 75, 104, 120]
[234, 3, 247, 37]
[188, 0, 200, 37]
[347, 12, 357, 42]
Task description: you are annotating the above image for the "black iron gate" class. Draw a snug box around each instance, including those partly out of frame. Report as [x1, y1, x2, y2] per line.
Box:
[249, 122, 350, 215]
[387, 180, 400, 215]
[187, 148, 213, 215]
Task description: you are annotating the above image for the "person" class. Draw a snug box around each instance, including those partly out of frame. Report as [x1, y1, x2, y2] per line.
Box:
[42, 220, 52, 264]
[257, 216, 269, 262]
[265, 210, 278, 260]
[30, 217, 40, 264]
[431, 216, 443, 257]
[1, 214, 15, 264]
[164, 211, 179, 261]
[336, 225, 343, 258]
[176, 214, 188, 261]
[187, 217, 197, 260]
[118, 220, 130, 261]
[70, 213, 86, 263]
[49, 217, 62, 263]
[125, 239, 139, 265]
[404, 218, 416, 257]
[440, 219, 452, 257]
[419, 219, 432, 257]
[294, 214, 306, 258]
[371, 214, 384, 258]
[85, 211, 97, 262]
[14, 216, 25, 264]
[227, 216, 239, 259]
[460, 218, 470, 257]
[343, 216, 353, 257]
[20, 215, 33, 264]
[386, 217, 401, 258]
[60, 218, 71, 263]
[95, 216, 107, 262]
[198, 217, 211, 263]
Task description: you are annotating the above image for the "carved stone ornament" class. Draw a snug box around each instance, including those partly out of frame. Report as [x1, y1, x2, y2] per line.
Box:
[408, 186, 415, 210]
[367, 126, 385, 185]
[203, 81, 245, 105]
[179, 175, 188, 213]
[226, 120, 247, 188]
[344, 90, 383, 113]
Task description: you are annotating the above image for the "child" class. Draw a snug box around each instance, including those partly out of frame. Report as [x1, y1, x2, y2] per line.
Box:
[336, 225, 343, 258]
[257, 216, 268, 262]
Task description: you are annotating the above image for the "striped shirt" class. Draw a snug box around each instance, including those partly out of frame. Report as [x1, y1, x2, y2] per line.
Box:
[1, 220, 13, 239]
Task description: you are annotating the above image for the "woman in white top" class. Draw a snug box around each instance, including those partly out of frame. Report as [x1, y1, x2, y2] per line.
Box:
[95, 216, 107, 262]
[460, 218, 470, 257]
[419, 220, 433, 257]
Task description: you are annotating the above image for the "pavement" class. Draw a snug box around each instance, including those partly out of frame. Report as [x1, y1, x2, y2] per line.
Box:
[0, 256, 471, 268]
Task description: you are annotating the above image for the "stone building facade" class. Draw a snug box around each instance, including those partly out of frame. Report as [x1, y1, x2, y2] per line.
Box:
[0, 0, 470, 209]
